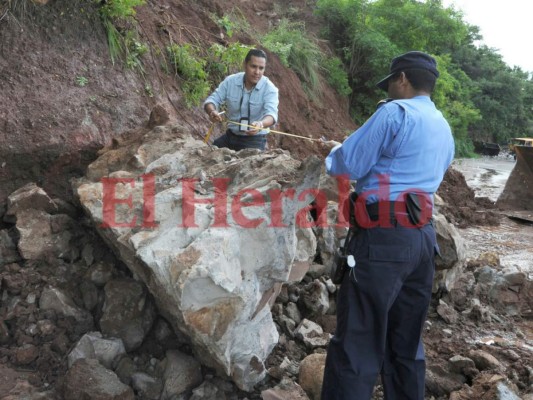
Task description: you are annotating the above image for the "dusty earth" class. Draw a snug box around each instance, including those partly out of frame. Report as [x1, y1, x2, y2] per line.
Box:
[1, 0, 532, 399]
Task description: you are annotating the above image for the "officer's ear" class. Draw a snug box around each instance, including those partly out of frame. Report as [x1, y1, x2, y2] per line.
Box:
[398, 72, 408, 84]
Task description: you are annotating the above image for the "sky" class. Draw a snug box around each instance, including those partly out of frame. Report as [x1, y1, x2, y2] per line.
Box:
[442, 0, 532, 72]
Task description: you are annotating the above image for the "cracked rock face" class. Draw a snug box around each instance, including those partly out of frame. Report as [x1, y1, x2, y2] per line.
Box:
[75, 124, 322, 390]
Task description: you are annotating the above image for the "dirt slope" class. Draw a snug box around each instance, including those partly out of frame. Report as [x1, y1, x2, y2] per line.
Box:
[0, 0, 355, 209]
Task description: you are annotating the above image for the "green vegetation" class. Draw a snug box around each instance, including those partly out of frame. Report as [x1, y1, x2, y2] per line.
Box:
[99, 0, 144, 19]
[124, 31, 149, 74]
[167, 44, 211, 107]
[262, 20, 322, 97]
[252, 13, 345, 101]
[97, 0, 146, 67]
[314, 0, 533, 156]
[320, 57, 352, 97]
[75, 76, 89, 87]
[211, 8, 249, 39]
[165, 42, 253, 108]
[205, 43, 254, 84]
[215, 15, 236, 38]
[86, 0, 531, 151]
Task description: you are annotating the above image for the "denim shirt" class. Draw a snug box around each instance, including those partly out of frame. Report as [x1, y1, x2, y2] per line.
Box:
[326, 96, 454, 203]
[203, 72, 279, 136]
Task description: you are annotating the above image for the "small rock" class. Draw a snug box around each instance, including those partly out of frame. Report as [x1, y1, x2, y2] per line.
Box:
[448, 355, 475, 374]
[299, 353, 326, 400]
[131, 372, 163, 400]
[13, 344, 39, 365]
[285, 302, 302, 324]
[294, 319, 330, 349]
[261, 377, 310, 400]
[468, 350, 502, 371]
[437, 300, 459, 324]
[442, 329, 453, 337]
[63, 358, 134, 400]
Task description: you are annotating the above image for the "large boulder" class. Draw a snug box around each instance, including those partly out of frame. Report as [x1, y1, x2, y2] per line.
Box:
[75, 124, 322, 390]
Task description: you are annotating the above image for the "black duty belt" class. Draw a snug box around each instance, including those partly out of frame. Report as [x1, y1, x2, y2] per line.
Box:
[366, 201, 407, 220]
[352, 195, 432, 227]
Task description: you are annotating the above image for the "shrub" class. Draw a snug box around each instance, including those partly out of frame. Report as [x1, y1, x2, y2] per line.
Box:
[167, 44, 210, 107]
[99, 0, 145, 20]
[124, 30, 148, 74]
[211, 8, 250, 39]
[205, 43, 253, 84]
[320, 56, 352, 96]
[97, 0, 146, 66]
[262, 19, 322, 98]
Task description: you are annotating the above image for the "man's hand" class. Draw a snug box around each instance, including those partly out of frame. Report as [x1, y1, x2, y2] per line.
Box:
[246, 121, 263, 135]
[208, 110, 224, 123]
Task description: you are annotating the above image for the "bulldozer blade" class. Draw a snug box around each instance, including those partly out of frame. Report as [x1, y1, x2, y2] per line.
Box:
[497, 145, 533, 211]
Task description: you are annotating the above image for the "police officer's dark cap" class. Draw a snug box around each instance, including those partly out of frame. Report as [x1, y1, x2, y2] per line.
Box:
[376, 51, 439, 91]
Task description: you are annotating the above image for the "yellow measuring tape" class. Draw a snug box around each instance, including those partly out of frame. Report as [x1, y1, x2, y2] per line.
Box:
[204, 119, 320, 143]
[204, 123, 215, 143]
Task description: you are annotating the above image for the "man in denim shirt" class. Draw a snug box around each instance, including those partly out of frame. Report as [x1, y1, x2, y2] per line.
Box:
[321, 51, 454, 399]
[203, 49, 279, 151]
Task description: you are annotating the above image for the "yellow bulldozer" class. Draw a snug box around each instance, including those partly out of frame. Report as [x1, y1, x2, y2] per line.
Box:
[497, 138, 533, 218]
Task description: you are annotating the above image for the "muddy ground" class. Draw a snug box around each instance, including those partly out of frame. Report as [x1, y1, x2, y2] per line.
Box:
[452, 154, 533, 270]
[450, 154, 532, 383]
[0, 152, 532, 399]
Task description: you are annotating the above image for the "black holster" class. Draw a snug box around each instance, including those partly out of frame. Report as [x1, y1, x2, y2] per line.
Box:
[331, 193, 359, 284]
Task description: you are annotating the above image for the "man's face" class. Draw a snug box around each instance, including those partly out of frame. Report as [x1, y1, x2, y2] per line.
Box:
[387, 72, 412, 100]
[244, 56, 266, 87]
[387, 74, 402, 99]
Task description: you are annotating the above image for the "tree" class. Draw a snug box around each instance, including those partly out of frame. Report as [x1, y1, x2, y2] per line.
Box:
[453, 44, 533, 143]
[315, 0, 533, 154]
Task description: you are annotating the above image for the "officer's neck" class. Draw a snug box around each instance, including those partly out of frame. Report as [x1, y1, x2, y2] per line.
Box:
[395, 87, 430, 99]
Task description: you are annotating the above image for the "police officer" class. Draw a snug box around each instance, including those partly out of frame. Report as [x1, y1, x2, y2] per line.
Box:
[321, 51, 455, 399]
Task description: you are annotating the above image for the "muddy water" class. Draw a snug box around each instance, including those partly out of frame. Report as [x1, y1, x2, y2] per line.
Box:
[452, 155, 515, 202]
[452, 155, 533, 271]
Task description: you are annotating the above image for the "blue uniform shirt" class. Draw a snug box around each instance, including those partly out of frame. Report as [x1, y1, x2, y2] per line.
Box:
[203, 72, 279, 136]
[326, 96, 454, 203]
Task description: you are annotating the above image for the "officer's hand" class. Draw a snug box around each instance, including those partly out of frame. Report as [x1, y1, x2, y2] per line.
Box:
[209, 110, 223, 123]
[246, 121, 263, 135]
[320, 138, 341, 151]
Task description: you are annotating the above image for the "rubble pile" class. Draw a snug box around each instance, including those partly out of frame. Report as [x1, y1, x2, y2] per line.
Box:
[0, 119, 532, 399]
[437, 168, 500, 228]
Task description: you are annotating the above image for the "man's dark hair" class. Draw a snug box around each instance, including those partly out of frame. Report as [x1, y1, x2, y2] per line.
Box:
[403, 68, 437, 93]
[245, 49, 267, 63]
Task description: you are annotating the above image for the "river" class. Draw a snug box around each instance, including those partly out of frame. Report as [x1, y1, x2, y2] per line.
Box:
[451, 154, 533, 271]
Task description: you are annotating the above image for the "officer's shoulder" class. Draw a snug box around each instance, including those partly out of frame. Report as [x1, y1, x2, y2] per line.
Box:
[376, 99, 402, 112]
[381, 99, 411, 112]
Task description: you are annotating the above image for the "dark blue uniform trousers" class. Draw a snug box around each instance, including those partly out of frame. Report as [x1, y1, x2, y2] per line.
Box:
[321, 223, 437, 400]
